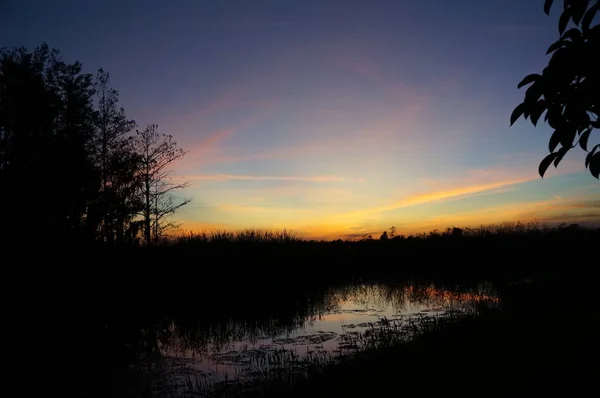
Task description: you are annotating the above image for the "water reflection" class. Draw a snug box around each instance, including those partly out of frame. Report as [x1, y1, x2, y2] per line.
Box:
[143, 281, 498, 395]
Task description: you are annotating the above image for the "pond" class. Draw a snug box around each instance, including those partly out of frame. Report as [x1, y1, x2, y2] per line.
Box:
[133, 281, 499, 397]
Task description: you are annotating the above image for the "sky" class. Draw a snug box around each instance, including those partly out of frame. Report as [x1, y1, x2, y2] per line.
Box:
[1, 0, 598, 239]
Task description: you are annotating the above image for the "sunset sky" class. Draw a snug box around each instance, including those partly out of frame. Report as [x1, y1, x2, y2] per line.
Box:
[2, 0, 598, 239]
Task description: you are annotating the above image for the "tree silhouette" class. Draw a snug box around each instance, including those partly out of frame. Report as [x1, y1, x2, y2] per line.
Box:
[90, 69, 138, 243]
[1, 42, 191, 246]
[0, 43, 99, 241]
[510, 0, 599, 179]
[108, 140, 143, 244]
[389, 226, 397, 239]
[133, 124, 190, 244]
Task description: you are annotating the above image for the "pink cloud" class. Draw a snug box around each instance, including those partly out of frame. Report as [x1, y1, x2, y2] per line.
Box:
[184, 174, 365, 183]
[187, 96, 429, 167]
[184, 128, 234, 158]
[324, 159, 587, 223]
[175, 41, 434, 169]
[175, 101, 277, 171]
[417, 156, 586, 193]
[328, 45, 429, 104]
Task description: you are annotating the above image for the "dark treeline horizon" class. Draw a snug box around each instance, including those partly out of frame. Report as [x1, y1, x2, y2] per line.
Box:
[0, 42, 190, 246]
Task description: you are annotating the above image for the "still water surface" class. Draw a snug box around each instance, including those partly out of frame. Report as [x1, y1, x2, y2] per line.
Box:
[137, 281, 498, 395]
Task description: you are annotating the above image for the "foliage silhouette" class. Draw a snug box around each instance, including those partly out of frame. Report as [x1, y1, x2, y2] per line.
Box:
[511, 0, 600, 178]
[91, 69, 139, 244]
[0, 43, 189, 245]
[0, 44, 99, 241]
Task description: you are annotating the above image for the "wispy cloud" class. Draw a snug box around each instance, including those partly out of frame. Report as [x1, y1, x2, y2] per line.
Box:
[171, 83, 249, 128]
[335, 177, 533, 222]
[303, 196, 600, 240]
[170, 220, 237, 232]
[329, 52, 432, 140]
[544, 199, 600, 211]
[330, 155, 591, 223]
[173, 46, 434, 170]
[187, 102, 429, 167]
[389, 178, 532, 208]
[217, 204, 280, 213]
[422, 196, 600, 228]
[410, 157, 585, 197]
[185, 128, 234, 158]
[176, 102, 276, 170]
[185, 174, 365, 183]
[514, 197, 600, 224]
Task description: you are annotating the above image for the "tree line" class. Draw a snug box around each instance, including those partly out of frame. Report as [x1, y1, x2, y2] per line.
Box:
[0, 43, 190, 246]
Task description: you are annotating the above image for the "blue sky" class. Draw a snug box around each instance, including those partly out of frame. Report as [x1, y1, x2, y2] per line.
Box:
[1, 0, 598, 238]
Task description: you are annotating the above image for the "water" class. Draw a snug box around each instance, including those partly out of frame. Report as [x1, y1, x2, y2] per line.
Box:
[138, 281, 498, 396]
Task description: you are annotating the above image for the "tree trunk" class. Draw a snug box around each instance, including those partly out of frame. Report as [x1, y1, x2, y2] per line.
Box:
[144, 164, 151, 245]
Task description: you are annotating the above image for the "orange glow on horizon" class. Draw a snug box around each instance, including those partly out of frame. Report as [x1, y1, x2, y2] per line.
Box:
[172, 161, 599, 241]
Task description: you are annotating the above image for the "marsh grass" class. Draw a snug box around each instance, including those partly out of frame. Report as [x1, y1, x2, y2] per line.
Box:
[66, 222, 597, 397]
[145, 301, 496, 398]
[169, 221, 592, 244]
[171, 228, 302, 245]
[281, 275, 600, 398]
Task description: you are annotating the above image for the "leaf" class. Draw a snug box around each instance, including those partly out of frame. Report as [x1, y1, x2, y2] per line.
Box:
[582, 3, 599, 31]
[517, 73, 540, 88]
[579, 128, 592, 151]
[553, 146, 569, 167]
[585, 144, 599, 167]
[570, 1, 587, 25]
[530, 100, 547, 126]
[559, 7, 572, 35]
[549, 129, 562, 152]
[591, 120, 600, 128]
[590, 153, 600, 179]
[544, 102, 559, 123]
[525, 81, 543, 102]
[539, 152, 560, 178]
[546, 40, 564, 54]
[549, 47, 569, 67]
[559, 128, 577, 148]
[510, 103, 526, 126]
[561, 27, 581, 41]
[575, 111, 591, 127]
[544, 0, 555, 15]
[547, 110, 564, 129]
[585, 152, 592, 167]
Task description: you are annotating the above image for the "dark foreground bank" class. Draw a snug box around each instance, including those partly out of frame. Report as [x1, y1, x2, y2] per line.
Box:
[17, 226, 598, 397]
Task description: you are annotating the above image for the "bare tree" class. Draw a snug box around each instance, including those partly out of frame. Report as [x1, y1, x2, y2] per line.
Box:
[389, 226, 397, 239]
[133, 124, 190, 244]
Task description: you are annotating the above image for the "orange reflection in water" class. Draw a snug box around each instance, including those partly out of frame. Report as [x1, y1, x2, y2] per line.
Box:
[404, 285, 500, 305]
